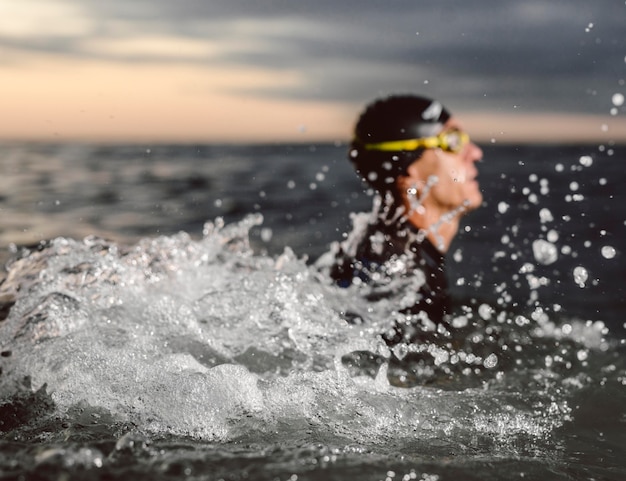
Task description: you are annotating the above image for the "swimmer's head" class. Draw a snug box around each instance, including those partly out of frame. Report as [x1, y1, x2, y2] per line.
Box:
[348, 94, 451, 195]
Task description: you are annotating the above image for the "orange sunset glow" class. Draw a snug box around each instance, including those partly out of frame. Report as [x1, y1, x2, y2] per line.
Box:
[1, 1, 624, 144]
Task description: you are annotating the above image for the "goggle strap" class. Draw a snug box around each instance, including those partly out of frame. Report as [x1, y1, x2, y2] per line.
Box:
[360, 130, 468, 153]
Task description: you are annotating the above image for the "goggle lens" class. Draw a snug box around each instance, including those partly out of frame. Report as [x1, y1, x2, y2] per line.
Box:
[439, 130, 469, 153]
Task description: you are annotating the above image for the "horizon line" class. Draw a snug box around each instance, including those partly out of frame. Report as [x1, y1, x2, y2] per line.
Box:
[1, 112, 625, 146]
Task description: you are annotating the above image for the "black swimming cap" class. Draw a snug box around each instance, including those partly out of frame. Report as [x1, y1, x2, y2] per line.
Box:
[349, 94, 451, 194]
[354, 94, 450, 144]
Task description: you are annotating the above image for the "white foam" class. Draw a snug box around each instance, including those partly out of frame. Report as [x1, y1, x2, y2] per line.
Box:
[0, 216, 591, 444]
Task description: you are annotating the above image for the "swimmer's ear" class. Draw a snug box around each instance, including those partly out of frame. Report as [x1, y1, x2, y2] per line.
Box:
[396, 163, 425, 193]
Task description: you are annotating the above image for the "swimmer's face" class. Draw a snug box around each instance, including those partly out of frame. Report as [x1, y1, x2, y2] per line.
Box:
[402, 118, 483, 213]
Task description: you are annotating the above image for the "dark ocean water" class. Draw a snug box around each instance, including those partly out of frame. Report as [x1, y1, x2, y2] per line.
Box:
[0, 141, 625, 480]
[2, 141, 624, 325]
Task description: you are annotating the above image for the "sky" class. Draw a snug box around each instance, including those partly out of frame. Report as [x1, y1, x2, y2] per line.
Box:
[1, 0, 625, 143]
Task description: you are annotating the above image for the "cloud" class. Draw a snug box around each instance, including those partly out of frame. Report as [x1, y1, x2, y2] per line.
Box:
[1, 0, 624, 116]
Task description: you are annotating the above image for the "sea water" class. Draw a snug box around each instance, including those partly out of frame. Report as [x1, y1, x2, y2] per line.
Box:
[0, 142, 624, 480]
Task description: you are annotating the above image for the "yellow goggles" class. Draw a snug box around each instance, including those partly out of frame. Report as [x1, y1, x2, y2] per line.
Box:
[362, 129, 470, 154]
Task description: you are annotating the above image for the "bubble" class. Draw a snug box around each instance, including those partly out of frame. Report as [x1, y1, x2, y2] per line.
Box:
[579, 155, 593, 167]
[547, 230, 559, 242]
[483, 353, 498, 369]
[515, 315, 530, 326]
[555, 163, 564, 172]
[287, 180, 296, 189]
[612, 93, 624, 106]
[584, 22, 594, 32]
[569, 181, 579, 191]
[498, 202, 509, 214]
[260, 228, 273, 242]
[519, 263, 535, 274]
[532, 239, 558, 265]
[601, 246, 616, 259]
[539, 208, 554, 223]
[478, 304, 494, 320]
[452, 316, 469, 328]
[573, 266, 588, 288]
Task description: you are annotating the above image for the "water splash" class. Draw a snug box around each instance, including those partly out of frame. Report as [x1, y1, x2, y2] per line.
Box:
[0, 216, 615, 463]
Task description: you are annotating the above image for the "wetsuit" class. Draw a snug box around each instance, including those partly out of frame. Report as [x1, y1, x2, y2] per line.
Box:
[327, 216, 451, 346]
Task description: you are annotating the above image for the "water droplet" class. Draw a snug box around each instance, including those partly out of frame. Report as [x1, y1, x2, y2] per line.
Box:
[478, 304, 494, 320]
[260, 228, 273, 242]
[573, 266, 588, 288]
[532, 239, 558, 265]
[547, 229, 559, 242]
[601, 245, 616, 259]
[452, 316, 468, 328]
[515, 315, 530, 326]
[539, 208, 554, 223]
[483, 353, 498, 369]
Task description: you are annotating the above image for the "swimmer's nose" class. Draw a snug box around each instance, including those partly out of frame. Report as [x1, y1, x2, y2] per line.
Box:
[467, 141, 483, 163]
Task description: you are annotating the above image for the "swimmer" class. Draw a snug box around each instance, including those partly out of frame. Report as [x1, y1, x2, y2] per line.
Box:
[322, 94, 483, 345]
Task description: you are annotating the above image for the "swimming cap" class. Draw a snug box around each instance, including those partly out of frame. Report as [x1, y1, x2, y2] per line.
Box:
[354, 95, 450, 144]
[349, 94, 451, 193]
